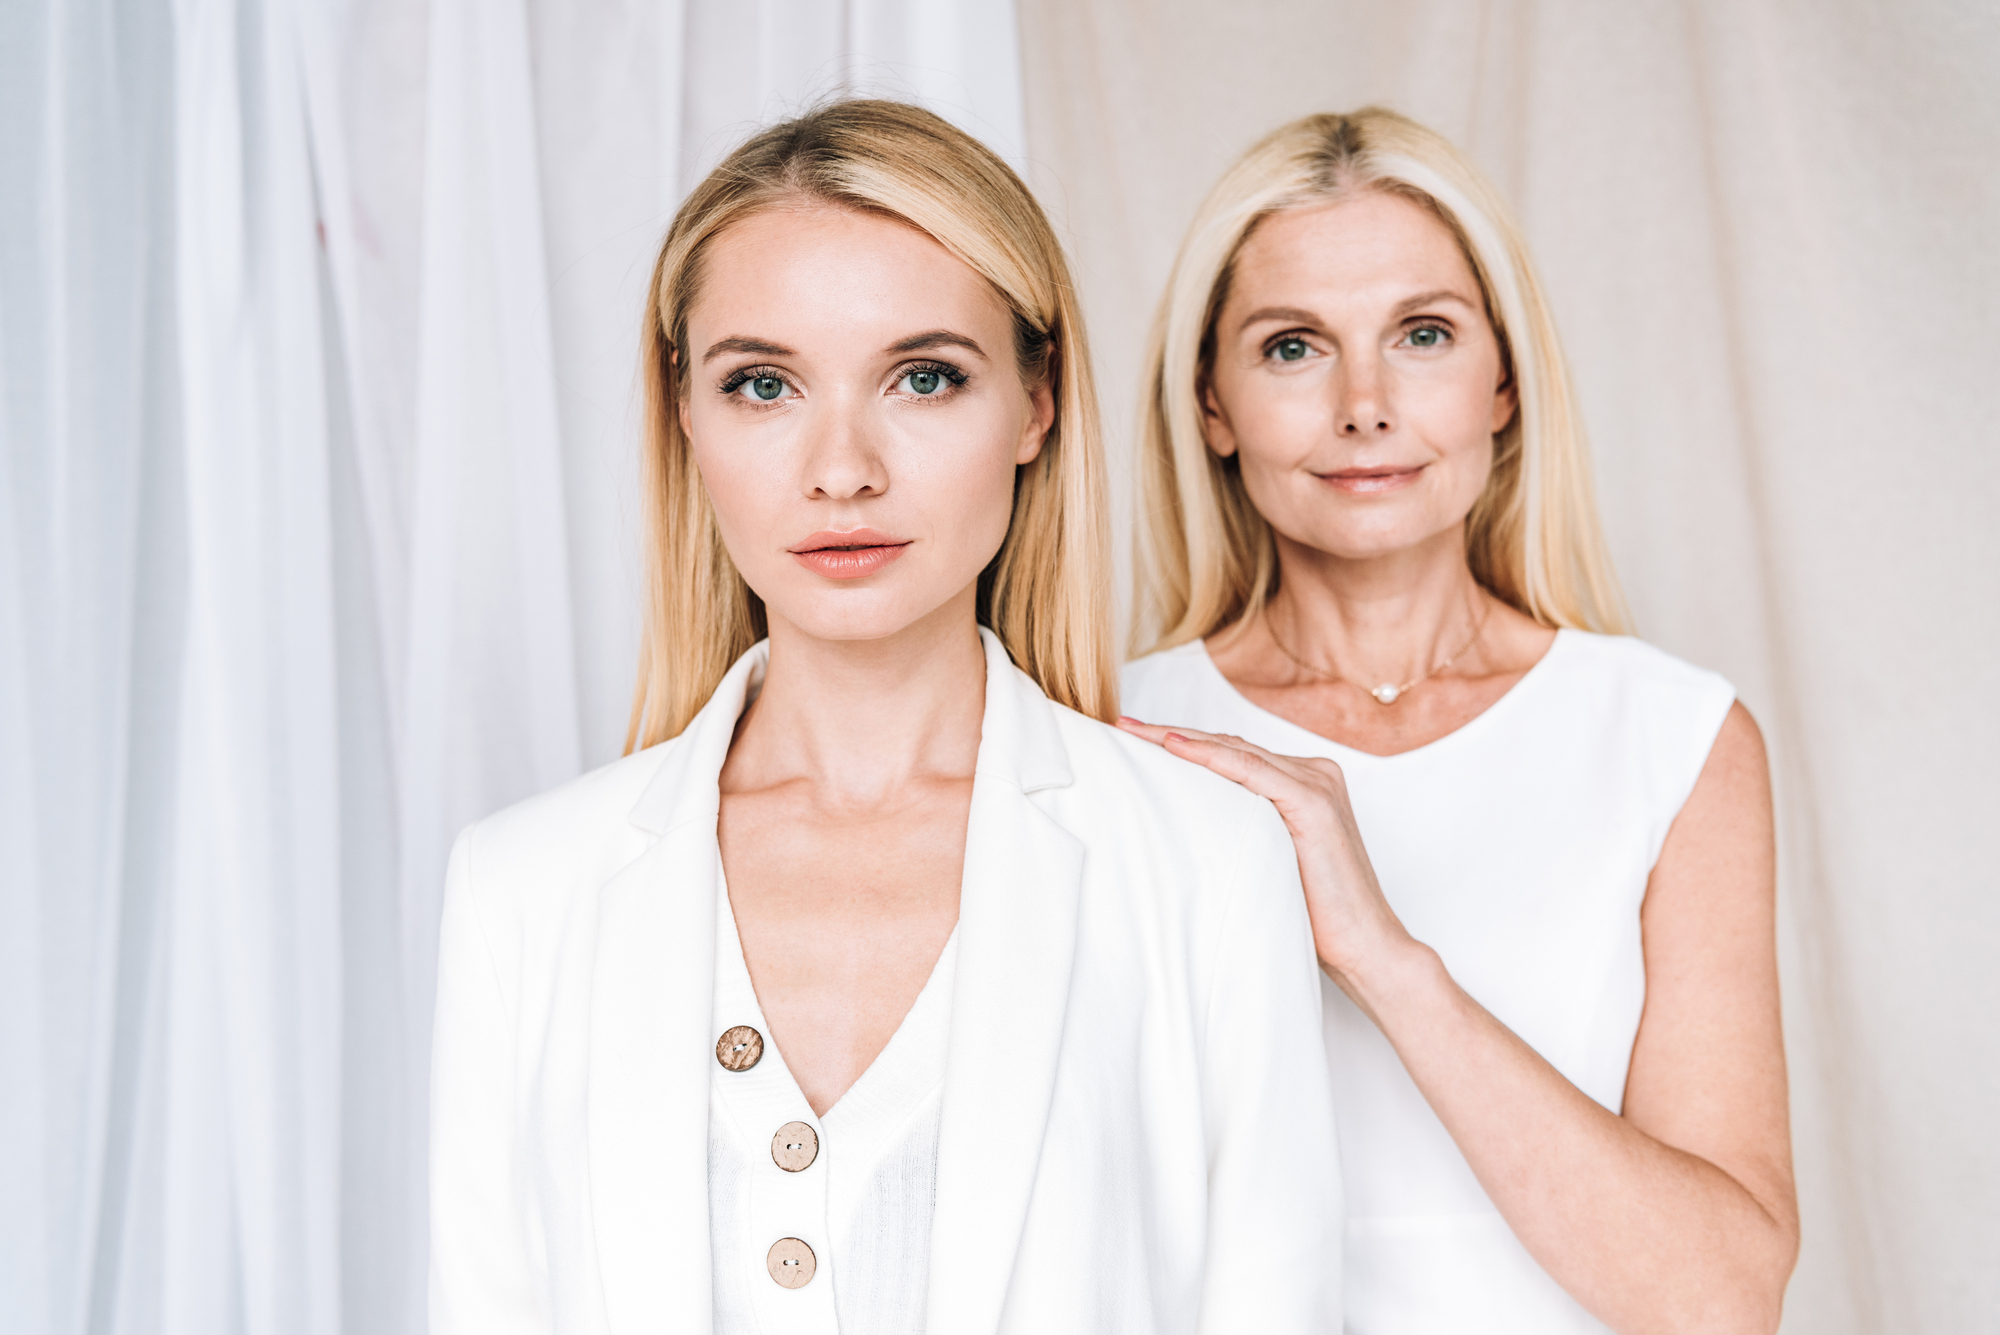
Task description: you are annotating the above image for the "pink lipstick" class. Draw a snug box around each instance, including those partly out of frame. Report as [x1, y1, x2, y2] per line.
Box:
[1317, 464, 1427, 495]
[788, 528, 912, 579]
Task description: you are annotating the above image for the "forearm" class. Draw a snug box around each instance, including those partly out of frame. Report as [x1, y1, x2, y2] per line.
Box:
[1346, 940, 1794, 1335]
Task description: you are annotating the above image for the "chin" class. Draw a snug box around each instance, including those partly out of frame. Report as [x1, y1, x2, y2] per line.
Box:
[1289, 518, 1456, 563]
[762, 581, 964, 646]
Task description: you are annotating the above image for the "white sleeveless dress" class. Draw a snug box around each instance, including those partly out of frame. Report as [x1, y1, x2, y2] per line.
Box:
[1121, 630, 1734, 1335]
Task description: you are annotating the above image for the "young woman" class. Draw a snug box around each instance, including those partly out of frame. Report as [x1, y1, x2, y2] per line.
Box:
[1120, 109, 1797, 1334]
[429, 101, 1340, 1335]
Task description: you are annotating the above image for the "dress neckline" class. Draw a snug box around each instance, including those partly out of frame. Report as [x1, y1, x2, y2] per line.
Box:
[1192, 627, 1574, 764]
[714, 857, 957, 1133]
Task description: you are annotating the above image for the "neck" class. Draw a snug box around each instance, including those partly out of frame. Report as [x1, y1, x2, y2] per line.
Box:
[726, 586, 986, 803]
[1260, 525, 1487, 686]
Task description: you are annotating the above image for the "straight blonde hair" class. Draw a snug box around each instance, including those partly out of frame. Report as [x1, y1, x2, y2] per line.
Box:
[1135, 107, 1630, 652]
[627, 100, 1115, 751]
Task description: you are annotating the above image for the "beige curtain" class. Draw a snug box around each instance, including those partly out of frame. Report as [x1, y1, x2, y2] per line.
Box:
[1016, 2, 2000, 1331]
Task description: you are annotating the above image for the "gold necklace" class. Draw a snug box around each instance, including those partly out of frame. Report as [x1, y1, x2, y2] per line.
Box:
[1267, 590, 1494, 705]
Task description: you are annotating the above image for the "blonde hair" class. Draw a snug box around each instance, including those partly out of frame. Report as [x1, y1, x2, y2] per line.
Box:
[626, 99, 1115, 750]
[1135, 107, 1629, 651]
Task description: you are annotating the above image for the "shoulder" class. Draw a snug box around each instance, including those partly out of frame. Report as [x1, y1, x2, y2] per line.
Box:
[1548, 632, 1745, 832]
[1043, 708, 1313, 992]
[1546, 631, 1738, 755]
[1555, 631, 1735, 713]
[1045, 704, 1297, 871]
[453, 743, 675, 908]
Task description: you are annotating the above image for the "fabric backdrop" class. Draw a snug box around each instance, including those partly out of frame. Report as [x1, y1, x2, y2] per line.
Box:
[1, 2, 1991, 1333]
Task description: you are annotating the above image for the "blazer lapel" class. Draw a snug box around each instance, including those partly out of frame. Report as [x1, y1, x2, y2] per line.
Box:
[927, 631, 1082, 1334]
[588, 643, 769, 1333]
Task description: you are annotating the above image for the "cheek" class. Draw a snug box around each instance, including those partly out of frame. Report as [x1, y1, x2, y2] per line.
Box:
[897, 413, 1023, 562]
[1215, 371, 1325, 471]
[685, 415, 798, 585]
[1408, 375, 1502, 483]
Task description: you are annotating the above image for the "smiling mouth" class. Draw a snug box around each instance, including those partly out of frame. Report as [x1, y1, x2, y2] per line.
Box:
[788, 530, 912, 579]
[1317, 464, 1427, 495]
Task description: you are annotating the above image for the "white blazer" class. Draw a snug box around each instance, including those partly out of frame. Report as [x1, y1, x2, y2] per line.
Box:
[431, 629, 1342, 1334]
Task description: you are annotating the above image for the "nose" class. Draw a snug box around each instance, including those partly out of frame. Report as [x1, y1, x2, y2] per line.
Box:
[1333, 350, 1394, 437]
[800, 391, 888, 501]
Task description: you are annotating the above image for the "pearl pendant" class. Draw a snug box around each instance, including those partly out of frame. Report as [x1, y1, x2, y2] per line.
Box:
[1371, 683, 1400, 704]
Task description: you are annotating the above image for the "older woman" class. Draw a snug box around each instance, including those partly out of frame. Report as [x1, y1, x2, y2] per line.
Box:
[1121, 108, 1797, 1334]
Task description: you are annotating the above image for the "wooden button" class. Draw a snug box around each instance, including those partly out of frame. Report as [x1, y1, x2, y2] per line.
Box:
[766, 1236, 816, 1288]
[771, 1121, 819, 1172]
[716, 1025, 763, 1072]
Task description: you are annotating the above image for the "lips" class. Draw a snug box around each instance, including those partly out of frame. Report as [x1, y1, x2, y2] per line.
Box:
[1317, 464, 1427, 495]
[787, 528, 912, 579]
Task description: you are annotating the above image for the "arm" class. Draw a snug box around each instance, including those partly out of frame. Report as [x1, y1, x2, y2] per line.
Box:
[1196, 799, 1345, 1334]
[1127, 706, 1797, 1335]
[430, 829, 549, 1335]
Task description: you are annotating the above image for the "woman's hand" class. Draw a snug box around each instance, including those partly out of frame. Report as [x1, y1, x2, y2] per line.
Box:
[1116, 717, 1420, 1007]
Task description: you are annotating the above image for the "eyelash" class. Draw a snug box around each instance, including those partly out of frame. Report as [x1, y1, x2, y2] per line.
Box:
[717, 365, 791, 398]
[893, 359, 969, 398]
[1260, 321, 1456, 361]
[1404, 320, 1453, 346]
[714, 359, 971, 403]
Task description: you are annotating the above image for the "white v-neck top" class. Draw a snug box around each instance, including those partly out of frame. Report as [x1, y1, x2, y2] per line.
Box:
[709, 861, 958, 1335]
[1122, 630, 1734, 1335]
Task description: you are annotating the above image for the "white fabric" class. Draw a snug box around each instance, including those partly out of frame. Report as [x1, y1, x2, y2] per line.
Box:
[429, 628, 1342, 1334]
[3, 4, 1029, 1333]
[709, 863, 955, 1334]
[1019, 4, 2000, 1329]
[1123, 630, 1736, 1333]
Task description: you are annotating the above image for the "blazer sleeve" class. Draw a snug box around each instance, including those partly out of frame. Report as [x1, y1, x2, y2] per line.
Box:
[430, 826, 550, 1335]
[1197, 801, 1344, 1333]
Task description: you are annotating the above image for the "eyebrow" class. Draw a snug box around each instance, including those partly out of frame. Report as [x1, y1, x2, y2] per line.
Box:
[1391, 289, 1480, 317]
[702, 335, 795, 364]
[700, 329, 989, 364]
[1236, 306, 1323, 333]
[886, 329, 987, 358]
[1236, 290, 1481, 334]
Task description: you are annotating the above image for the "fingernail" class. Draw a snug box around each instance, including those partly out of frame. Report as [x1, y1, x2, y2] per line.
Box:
[1164, 732, 1189, 744]
[1118, 715, 1138, 724]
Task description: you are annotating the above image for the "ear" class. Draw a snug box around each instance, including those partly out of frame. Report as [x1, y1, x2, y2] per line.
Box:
[1016, 377, 1056, 466]
[1201, 377, 1240, 458]
[1490, 366, 1519, 435]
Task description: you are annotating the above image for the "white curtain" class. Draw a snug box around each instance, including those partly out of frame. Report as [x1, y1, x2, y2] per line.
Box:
[0, 2, 1023, 1332]
[9, 1, 1993, 1333]
[1016, 2, 2000, 1332]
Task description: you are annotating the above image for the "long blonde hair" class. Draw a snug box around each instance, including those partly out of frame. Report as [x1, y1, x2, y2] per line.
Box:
[627, 100, 1115, 750]
[1135, 107, 1629, 652]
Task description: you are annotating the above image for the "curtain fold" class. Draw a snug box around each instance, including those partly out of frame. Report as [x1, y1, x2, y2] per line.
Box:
[162, 2, 344, 1330]
[2, 2, 186, 1332]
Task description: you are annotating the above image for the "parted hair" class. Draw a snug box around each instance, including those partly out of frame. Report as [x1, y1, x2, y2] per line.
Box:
[1134, 106, 1630, 653]
[626, 99, 1116, 751]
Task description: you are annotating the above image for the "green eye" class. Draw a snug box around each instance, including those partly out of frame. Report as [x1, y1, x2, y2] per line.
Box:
[751, 376, 785, 400]
[1408, 326, 1445, 349]
[906, 370, 942, 395]
[1274, 337, 1310, 362]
